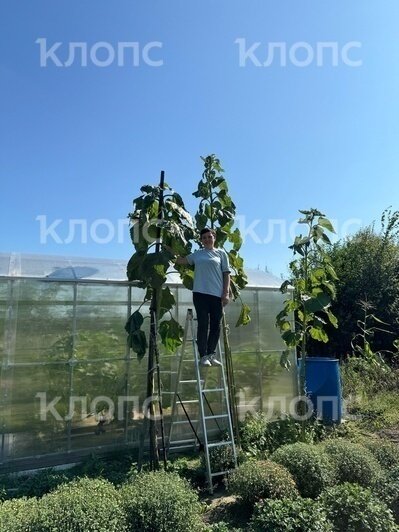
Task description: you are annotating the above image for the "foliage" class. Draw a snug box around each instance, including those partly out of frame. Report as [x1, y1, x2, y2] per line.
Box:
[0, 497, 41, 532]
[37, 477, 126, 532]
[271, 442, 335, 498]
[250, 498, 333, 532]
[276, 208, 338, 352]
[319, 482, 398, 532]
[13, 468, 71, 498]
[166, 456, 206, 488]
[321, 440, 382, 487]
[346, 391, 399, 431]
[120, 470, 203, 532]
[127, 181, 195, 359]
[226, 459, 298, 508]
[239, 412, 331, 457]
[193, 154, 249, 325]
[341, 355, 399, 399]
[372, 474, 399, 523]
[206, 522, 242, 532]
[205, 444, 236, 477]
[320, 209, 399, 358]
[364, 439, 399, 471]
[0, 487, 5, 503]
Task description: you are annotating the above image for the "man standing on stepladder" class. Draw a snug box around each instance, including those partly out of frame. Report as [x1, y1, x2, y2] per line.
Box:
[174, 227, 230, 367]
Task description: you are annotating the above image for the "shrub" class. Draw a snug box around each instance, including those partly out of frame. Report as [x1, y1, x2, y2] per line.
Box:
[250, 498, 333, 532]
[38, 477, 126, 532]
[364, 439, 399, 470]
[167, 456, 206, 488]
[226, 459, 298, 508]
[120, 470, 203, 532]
[321, 440, 382, 487]
[206, 522, 241, 532]
[373, 466, 399, 523]
[271, 442, 335, 498]
[15, 468, 71, 498]
[0, 497, 40, 532]
[320, 482, 398, 531]
[240, 412, 330, 458]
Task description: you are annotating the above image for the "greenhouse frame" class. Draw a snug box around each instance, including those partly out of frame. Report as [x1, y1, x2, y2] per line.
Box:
[0, 252, 297, 473]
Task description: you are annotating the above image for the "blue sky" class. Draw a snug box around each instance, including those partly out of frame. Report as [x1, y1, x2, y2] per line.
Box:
[1, 0, 398, 277]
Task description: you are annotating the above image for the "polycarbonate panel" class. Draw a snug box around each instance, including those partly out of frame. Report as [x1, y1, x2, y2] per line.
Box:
[225, 292, 259, 352]
[69, 360, 128, 450]
[74, 284, 129, 360]
[14, 281, 74, 362]
[258, 351, 297, 415]
[0, 281, 8, 358]
[258, 289, 293, 351]
[2, 365, 69, 458]
[0, 255, 10, 277]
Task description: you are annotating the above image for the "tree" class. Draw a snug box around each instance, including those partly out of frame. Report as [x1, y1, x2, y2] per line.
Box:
[316, 209, 399, 360]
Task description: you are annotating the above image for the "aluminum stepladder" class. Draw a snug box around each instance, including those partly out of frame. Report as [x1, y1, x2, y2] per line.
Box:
[167, 308, 237, 493]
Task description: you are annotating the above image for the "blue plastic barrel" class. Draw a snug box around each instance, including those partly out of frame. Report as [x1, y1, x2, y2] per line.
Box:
[298, 357, 342, 423]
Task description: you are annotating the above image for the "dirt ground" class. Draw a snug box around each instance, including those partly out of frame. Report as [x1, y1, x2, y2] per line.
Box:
[201, 490, 250, 529]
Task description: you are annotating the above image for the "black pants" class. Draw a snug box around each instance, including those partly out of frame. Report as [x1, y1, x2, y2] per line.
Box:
[193, 292, 223, 358]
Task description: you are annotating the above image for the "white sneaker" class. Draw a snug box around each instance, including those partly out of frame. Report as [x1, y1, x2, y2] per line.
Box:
[200, 355, 212, 367]
[209, 354, 222, 367]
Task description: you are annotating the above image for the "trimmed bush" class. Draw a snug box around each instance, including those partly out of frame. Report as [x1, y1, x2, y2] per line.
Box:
[15, 468, 71, 498]
[250, 498, 333, 532]
[121, 470, 203, 532]
[271, 442, 335, 498]
[38, 477, 126, 532]
[373, 469, 399, 523]
[240, 412, 328, 457]
[322, 439, 382, 487]
[320, 482, 398, 531]
[364, 439, 399, 471]
[226, 459, 298, 508]
[0, 497, 40, 532]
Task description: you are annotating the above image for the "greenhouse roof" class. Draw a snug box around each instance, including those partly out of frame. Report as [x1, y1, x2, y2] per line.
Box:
[0, 252, 283, 288]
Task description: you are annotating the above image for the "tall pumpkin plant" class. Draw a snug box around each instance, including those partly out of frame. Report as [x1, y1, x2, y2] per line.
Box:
[276, 209, 338, 427]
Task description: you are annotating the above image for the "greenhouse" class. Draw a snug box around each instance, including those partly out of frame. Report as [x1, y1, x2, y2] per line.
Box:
[0, 252, 297, 473]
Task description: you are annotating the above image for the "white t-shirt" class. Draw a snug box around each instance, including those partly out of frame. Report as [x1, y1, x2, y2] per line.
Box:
[187, 248, 230, 298]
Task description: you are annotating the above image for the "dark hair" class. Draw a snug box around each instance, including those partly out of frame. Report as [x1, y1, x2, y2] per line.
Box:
[200, 227, 216, 238]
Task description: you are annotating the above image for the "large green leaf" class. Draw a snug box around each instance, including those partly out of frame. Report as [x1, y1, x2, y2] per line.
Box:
[159, 318, 184, 353]
[125, 311, 147, 360]
[309, 326, 329, 343]
[126, 250, 146, 283]
[318, 217, 335, 233]
[303, 293, 331, 313]
[235, 304, 251, 326]
[159, 286, 176, 318]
